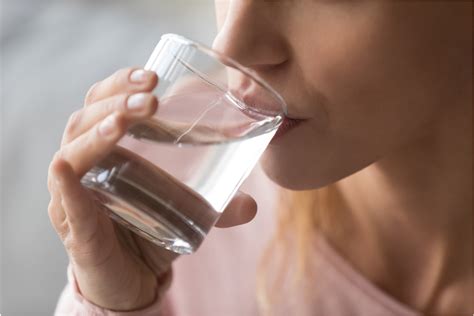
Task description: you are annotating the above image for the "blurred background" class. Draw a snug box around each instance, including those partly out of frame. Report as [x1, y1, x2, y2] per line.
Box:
[1, 1, 218, 314]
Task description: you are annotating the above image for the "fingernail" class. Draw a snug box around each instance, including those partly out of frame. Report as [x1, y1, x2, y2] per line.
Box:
[99, 114, 117, 136]
[130, 69, 150, 83]
[127, 93, 148, 111]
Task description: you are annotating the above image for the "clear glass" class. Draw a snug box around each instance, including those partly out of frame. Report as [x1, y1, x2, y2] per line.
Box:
[80, 34, 287, 254]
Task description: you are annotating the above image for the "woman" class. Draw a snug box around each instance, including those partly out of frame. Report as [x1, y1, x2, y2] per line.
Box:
[48, 1, 472, 315]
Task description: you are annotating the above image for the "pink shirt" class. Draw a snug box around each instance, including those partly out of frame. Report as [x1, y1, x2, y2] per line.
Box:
[54, 164, 420, 316]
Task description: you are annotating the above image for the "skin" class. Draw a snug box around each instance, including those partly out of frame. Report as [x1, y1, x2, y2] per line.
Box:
[47, 0, 472, 313]
[47, 68, 258, 310]
[212, 0, 472, 314]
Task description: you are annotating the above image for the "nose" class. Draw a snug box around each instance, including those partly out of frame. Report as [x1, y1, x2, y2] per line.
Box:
[212, 1, 289, 71]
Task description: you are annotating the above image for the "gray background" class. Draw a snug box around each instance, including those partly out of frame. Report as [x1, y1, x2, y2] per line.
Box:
[1, 1, 217, 314]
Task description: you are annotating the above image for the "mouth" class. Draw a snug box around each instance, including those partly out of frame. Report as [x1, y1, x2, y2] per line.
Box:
[238, 93, 285, 117]
[235, 90, 307, 141]
[271, 116, 306, 143]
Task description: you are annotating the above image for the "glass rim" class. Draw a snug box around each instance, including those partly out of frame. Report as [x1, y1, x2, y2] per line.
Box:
[160, 33, 288, 116]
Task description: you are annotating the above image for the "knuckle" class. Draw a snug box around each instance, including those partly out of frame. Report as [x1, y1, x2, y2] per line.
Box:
[47, 161, 59, 191]
[84, 81, 100, 105]
[52, 150, 65, 166]
[47, 175, 55, 194]
[64, 236, 89, 256]
[49, 152, 62, 174]
[87, 129, 101, 149]
[57, 224, 71, 244]
[48, 196, 57, 208]
[49, 151, 68, 180]
[113, 112, 128, 130]
[112, 68, 127, 87]
[63, 240, 75, 254]
[47, 200, 55, 217]
[108, 94, 128, 113]
[48, 202, 69, 240]
[63, 239, 78, 255]
[101, 98, 116, 115]
[65, 110, 82, 137]
[47, 199, 60, 221]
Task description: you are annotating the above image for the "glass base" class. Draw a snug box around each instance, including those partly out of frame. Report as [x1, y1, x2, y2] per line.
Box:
[91, 187, 195, 254]
[81, 176, 206, 255]
[79, 147, 220, 255]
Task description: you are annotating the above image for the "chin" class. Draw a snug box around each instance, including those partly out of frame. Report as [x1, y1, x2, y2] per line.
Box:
[259, 150, 328, 190]
[259, 142, 364, 191]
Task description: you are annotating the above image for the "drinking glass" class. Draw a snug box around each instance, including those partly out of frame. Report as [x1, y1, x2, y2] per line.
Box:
[80, 33, 287, 254]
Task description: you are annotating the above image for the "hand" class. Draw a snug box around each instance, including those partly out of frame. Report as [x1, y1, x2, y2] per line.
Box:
[47, 67, 258, 311]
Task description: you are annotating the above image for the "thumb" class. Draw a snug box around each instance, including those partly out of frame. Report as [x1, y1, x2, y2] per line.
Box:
[52, 158, 107, 242]
[215, 191, 257, 228]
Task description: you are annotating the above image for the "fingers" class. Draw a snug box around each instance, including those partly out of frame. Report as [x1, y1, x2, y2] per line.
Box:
[49, 157, 102, 242]
[84, 68, 158, 106]
[47, 188, 68, 239]
[47, 157, 68, 238]
[58, 93, 157, 178]
[61, 93, 158, 146]
[132, 233, 179, 276]
[48, 66, 159, 260]
[215, 191, 257, 228]
[49, 157, 119, 270]
[58, 112, 124, 178]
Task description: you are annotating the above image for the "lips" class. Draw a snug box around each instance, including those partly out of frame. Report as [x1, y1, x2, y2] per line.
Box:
[271, 116, 305, 142]
[233, 90, 306, 141]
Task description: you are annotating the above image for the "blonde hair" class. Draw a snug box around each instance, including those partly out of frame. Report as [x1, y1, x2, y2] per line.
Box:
[256, 184, 342, 315]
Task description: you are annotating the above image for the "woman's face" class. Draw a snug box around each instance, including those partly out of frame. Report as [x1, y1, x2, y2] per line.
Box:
[213, 1, 471, 190]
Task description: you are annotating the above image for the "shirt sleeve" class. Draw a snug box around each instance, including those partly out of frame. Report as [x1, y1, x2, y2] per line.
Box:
[53, 263, 175, 316]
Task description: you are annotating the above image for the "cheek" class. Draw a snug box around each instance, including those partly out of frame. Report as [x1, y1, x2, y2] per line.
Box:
[262, 5, 445, 189]
[303, 13, 439, 155]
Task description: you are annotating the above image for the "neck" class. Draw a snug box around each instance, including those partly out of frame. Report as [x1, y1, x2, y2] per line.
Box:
[329, 98, 473, 313]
